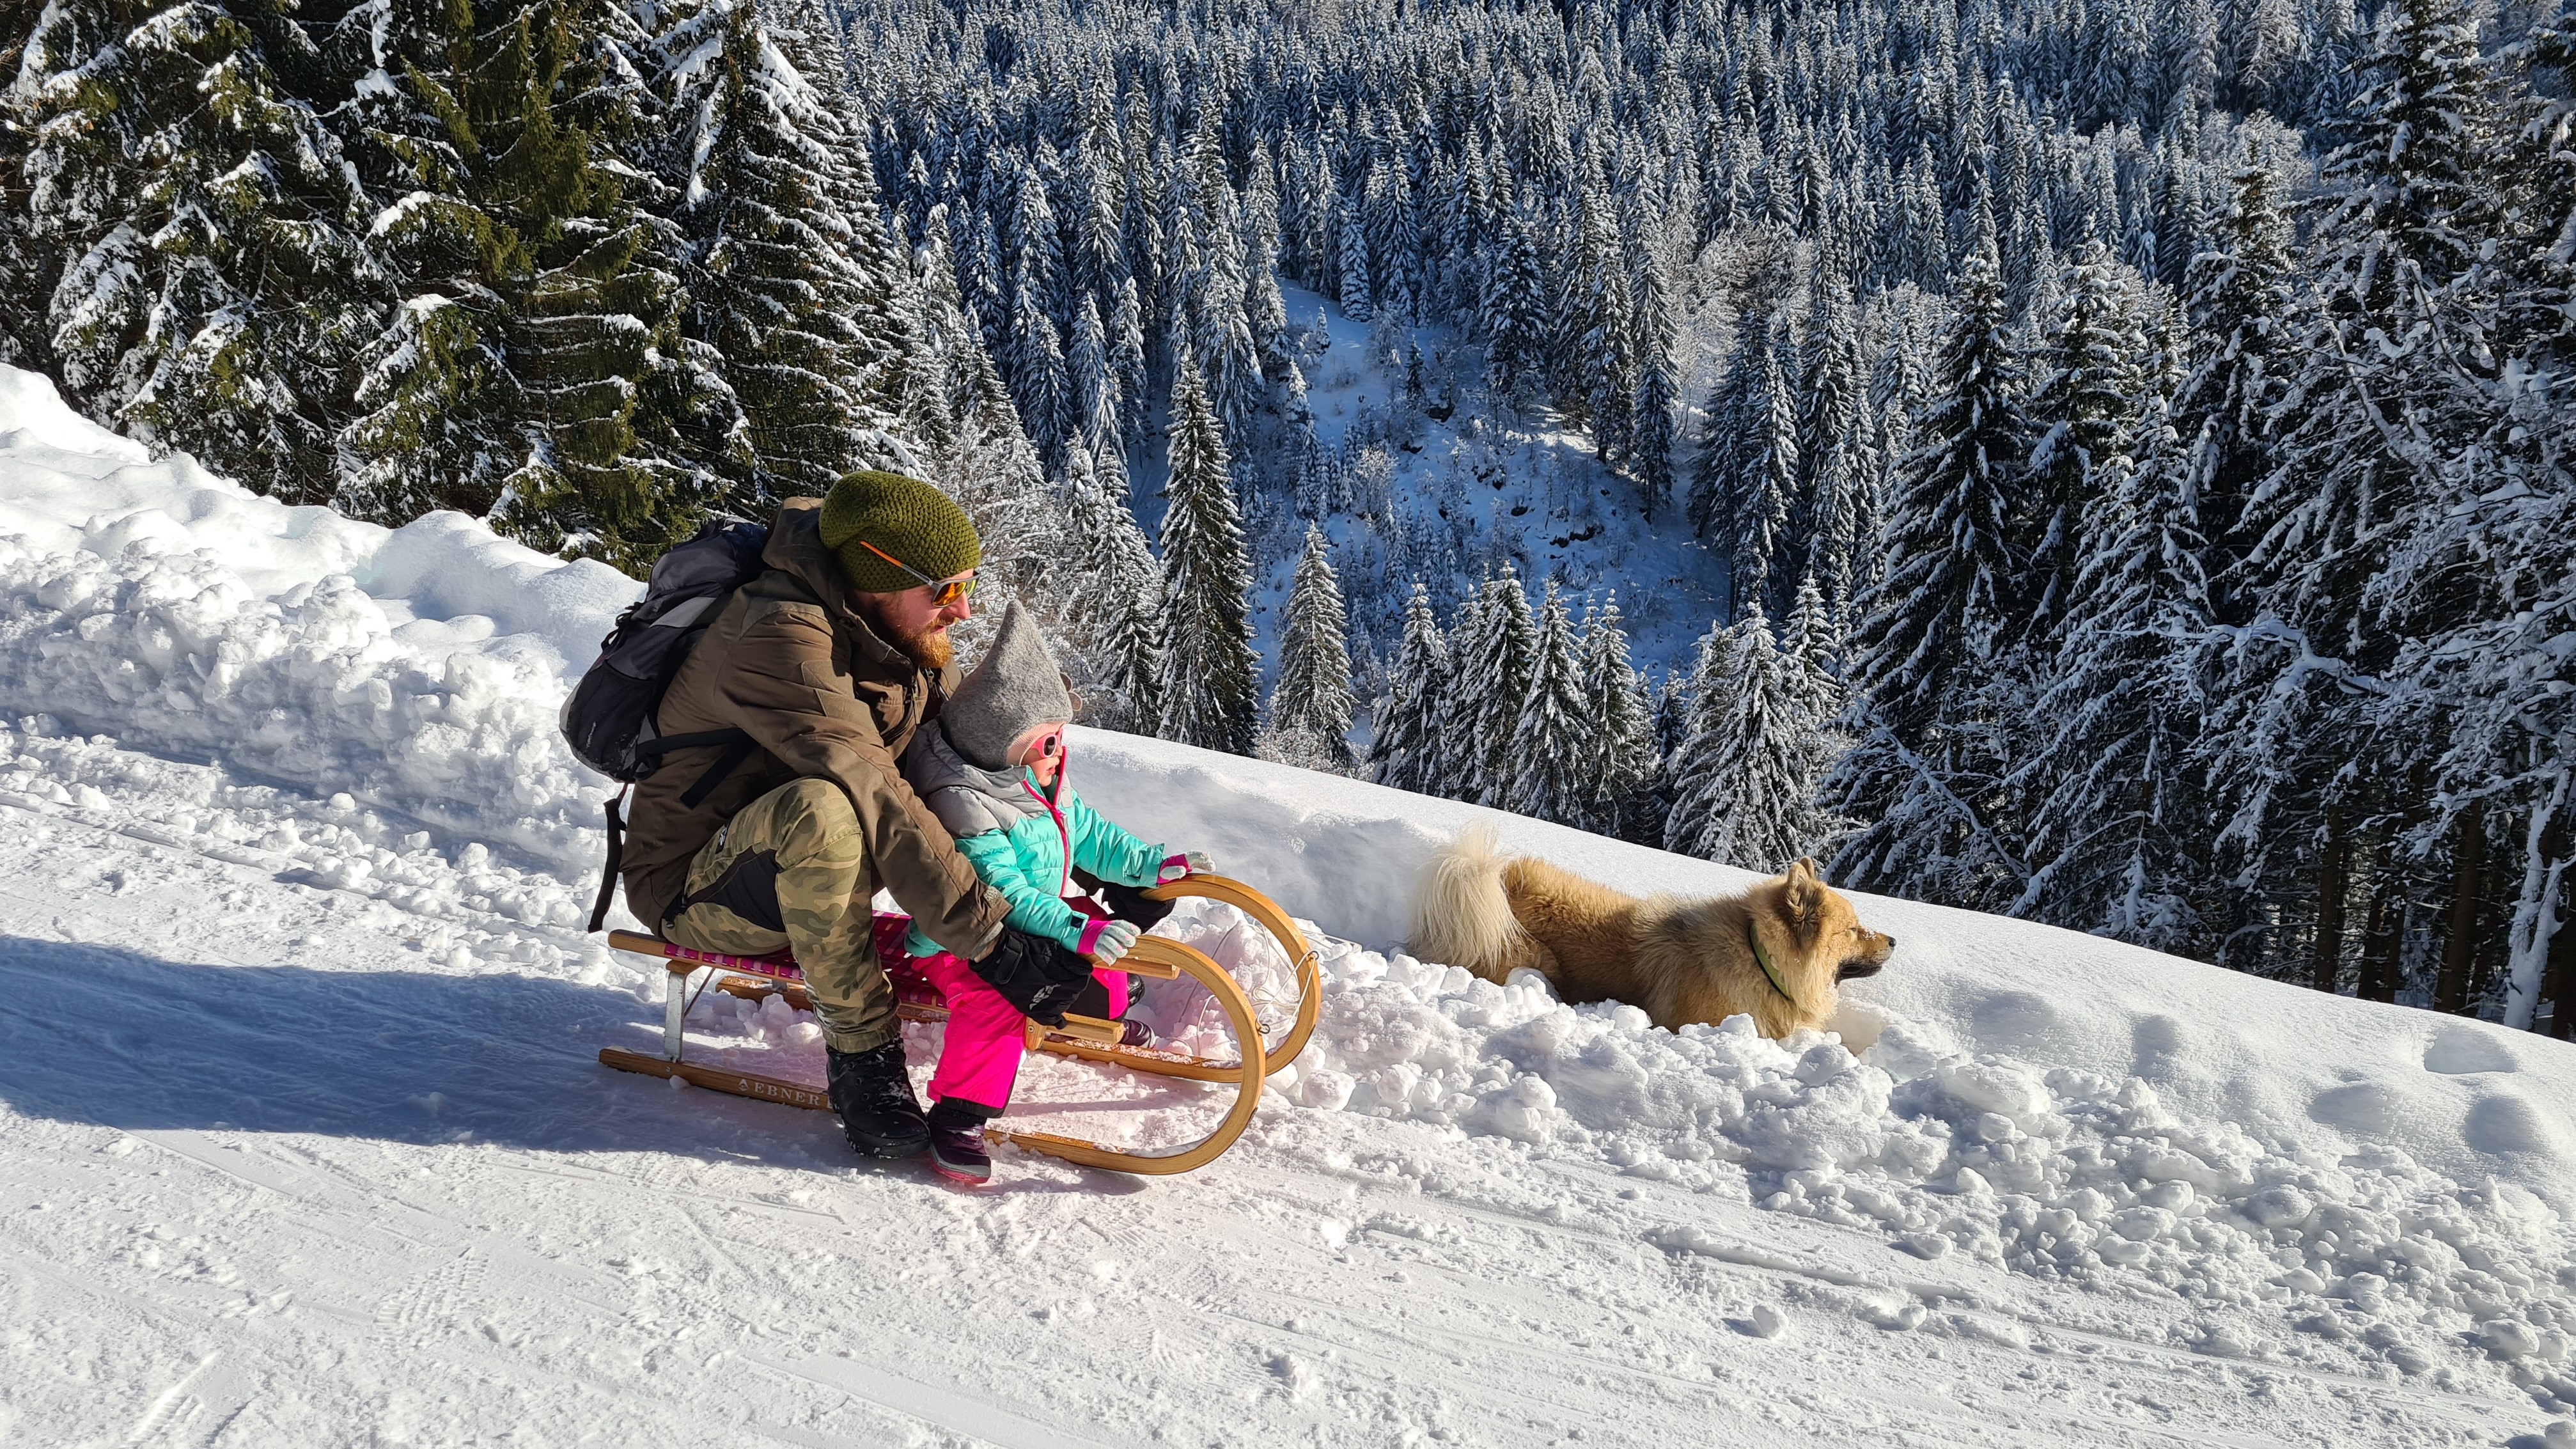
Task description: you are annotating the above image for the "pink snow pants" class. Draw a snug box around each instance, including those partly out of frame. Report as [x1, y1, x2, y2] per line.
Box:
[873, 912, 1127, 1115]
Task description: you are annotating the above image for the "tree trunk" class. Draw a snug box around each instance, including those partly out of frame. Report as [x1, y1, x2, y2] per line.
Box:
[2359, 840, 2403, 1003]
[2551, 886, 2576, 1040]
[2312, 809, 2347, 994]
[2437, 801, 2485, 1015]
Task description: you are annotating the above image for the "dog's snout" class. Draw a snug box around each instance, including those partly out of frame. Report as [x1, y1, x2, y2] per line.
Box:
[1836, 932, 1895, 982]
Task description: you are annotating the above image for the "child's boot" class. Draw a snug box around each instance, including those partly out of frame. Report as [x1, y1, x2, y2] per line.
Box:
[926, 1099, 998, 1185]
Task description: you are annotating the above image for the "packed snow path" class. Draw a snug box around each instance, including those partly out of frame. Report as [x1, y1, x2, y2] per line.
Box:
[3, 367, 2574, 1446]
[5, 732, 2570, 1447]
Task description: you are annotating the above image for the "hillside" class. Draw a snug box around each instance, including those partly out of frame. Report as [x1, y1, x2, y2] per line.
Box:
[1, 366, 2573, 1445]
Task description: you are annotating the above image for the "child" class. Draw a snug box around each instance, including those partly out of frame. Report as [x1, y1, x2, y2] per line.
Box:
[893, 600, 1211, 1184]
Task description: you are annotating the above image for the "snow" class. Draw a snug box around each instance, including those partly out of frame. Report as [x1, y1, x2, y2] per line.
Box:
[3, 366, 2573, 1446]
[1238, 284, 1728, 685]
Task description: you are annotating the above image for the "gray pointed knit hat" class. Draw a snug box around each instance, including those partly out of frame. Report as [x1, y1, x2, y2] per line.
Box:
[942, 599, 1075, 770]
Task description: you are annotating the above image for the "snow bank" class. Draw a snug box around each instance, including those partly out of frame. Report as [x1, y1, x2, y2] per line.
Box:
[1242, 915, 2576, 1382]
[0, 372, 635, 862]
[4, 364, 2575, 1406]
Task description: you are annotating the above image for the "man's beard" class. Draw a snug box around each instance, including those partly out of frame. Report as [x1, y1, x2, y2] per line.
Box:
[885, 616, 953, 673]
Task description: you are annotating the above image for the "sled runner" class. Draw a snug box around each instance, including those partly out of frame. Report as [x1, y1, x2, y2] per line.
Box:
[597, 875, 1319, 1175]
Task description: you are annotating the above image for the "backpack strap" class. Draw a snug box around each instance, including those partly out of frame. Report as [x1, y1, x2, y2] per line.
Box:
[589, 730, 758, 932]
[589, 785, 630, 933]
[635, 728, 760, 809]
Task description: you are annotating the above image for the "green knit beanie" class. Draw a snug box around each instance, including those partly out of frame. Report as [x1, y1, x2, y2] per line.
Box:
[815, 469, 981, 594]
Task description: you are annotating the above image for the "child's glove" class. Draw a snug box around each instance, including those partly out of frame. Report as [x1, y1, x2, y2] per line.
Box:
[1100, 880, 1176, 928]
[1079, 917, 1143, 965]
[1157, 851, 1214, 884]
[973, 925, 1094, 1026]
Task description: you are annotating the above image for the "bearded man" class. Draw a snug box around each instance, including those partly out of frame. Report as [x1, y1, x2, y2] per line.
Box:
[620, 469, 1085, 1159]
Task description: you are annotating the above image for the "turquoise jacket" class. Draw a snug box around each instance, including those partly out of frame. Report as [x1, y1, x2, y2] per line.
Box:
[898, 726, 1168, 959]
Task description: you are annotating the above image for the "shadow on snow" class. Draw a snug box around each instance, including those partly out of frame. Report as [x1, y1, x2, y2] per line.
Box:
[0, 934, 854, 1167]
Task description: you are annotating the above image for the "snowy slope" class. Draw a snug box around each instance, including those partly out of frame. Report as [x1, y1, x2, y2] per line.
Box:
[3, 366, 2574, 1448]
[1242, 285, 1726, 677]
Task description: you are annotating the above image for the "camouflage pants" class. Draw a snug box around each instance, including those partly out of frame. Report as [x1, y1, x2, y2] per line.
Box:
[665, 778, 893, 1054]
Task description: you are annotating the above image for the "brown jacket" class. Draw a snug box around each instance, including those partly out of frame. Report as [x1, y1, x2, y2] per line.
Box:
[620, 499, 1009, 957]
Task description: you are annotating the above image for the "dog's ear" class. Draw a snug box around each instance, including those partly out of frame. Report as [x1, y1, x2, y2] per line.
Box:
[1782, 859, 1824, 940]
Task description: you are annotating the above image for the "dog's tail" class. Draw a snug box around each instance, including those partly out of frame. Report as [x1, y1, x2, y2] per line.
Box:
[1410, 824, 1534, 982]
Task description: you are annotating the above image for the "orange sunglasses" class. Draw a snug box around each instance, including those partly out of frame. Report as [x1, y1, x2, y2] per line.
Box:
[857, 540, 978, 607]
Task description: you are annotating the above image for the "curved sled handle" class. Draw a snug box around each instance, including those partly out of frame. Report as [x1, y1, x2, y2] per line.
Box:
[994, 933, 1266, 1175]
[1140, 874, 1321, 1077]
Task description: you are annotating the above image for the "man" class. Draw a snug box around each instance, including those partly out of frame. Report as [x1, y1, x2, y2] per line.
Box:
[621, 469, 1086, 1158]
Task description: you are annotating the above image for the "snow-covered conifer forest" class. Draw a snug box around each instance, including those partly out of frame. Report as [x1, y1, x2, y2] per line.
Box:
[3, 0, 2572, 1033]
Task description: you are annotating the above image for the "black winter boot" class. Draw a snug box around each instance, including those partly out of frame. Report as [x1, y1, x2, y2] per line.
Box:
[925, 1099, 997, 1185]
[824, 1043, 930, 1159]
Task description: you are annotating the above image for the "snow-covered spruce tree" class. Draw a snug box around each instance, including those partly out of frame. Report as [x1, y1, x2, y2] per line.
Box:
[1004, 152, 1066, 333]
[1241, 141, 1292, 375]
[1109, 279, 1151, 453]
[2020, 240, 2151, 650]
[2396, 6, 2576, 1026]
[1566, 152, 1635, 459]
[1660, 619, 1744, 856]
[1796, 283, 1869, 619]
[1426, 583, 1490, 801]
[1376, 154, 1426, 318]
[336, 0, 719, 568]
[1850, 316, 1924, 614]
[1366, 581, 1450, 796]
[1156, 359, 1259, 756]
[2013, 401, 2214, 954]
[1197, 265, 1265, 441]
[1581, 595, 1660, 842]
[1681, 606, 1833, 874]
[2210, 0, 2506, 994]
[1628, 255, 1680, 521]
[1263, 525, 1357, 771]
[0, 17, 47, 375]
[1337, 204, 1373, 323]
[665, 0, 900, 505]
[1731, 322, 1802, 620]
[1504, 584, 1595, 827]
[1823, 189, 2032, 911]
[1782, 574, 1848, 729]
[900, 212, 988, 460]
[910, 255, 1058, 637]
[17, 0, 370, 502]
[1458, 567, 1539, 809]
[1068, 125, 1128, 326]
[2244, 0, 2502, 651]
[1686, 290, 1784, 554]
[1481, 203, 1549, 406]
[782, 4, 940, 458]
[1060, 446, 1164, 733]
[2174, 153, 2298, 620]
[1004, 278, 1072, 471]
[1068, 296, 1125, 485]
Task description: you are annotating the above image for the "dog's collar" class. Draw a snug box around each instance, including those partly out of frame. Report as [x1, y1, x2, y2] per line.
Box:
[1747, 916, 1795, 1004]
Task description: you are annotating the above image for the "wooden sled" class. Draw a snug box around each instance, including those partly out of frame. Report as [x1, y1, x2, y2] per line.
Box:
[596, 876, 1315, 1175]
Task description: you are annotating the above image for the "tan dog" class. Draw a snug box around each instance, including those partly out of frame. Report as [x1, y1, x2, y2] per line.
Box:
[1409, 827, 1896, 1039]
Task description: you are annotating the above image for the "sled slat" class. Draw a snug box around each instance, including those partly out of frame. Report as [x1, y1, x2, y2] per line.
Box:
[598, 1047, 829, 1111]
[1053, 1013, 1126, 1045]
[713, 975, 816, 1014]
